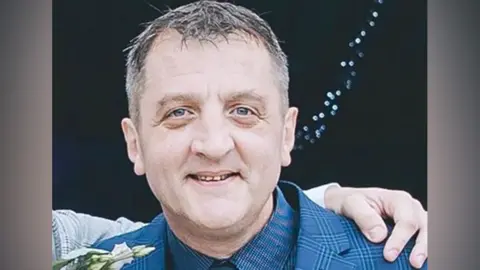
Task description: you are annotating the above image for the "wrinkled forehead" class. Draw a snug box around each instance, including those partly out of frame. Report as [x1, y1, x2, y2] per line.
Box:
[142, 32, 278, 98]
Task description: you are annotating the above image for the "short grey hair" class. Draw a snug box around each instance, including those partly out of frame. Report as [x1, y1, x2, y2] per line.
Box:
[125, 0, 290, 124]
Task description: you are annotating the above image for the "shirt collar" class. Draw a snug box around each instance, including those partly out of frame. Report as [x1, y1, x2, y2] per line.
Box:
[166, 186, 297, 270]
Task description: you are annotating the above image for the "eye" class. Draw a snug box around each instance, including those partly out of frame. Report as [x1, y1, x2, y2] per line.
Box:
[167, 108, 191, 118]
[232, 106, 253, 116]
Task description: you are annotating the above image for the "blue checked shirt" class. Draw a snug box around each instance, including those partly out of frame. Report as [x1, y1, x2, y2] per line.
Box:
[166, 187, 298, 270]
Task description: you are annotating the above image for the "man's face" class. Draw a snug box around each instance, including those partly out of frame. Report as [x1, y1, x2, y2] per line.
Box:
[122, 32, 298, 230]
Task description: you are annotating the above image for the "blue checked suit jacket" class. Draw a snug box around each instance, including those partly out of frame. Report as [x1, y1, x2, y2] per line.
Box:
[93, 181, 427, 270]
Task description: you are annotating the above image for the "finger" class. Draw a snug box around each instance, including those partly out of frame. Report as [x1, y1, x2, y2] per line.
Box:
[409, 228, 427, 268]
[409, 210, 428, 268]
[340, 194, 388, 243]
[383, 204, 419, 262]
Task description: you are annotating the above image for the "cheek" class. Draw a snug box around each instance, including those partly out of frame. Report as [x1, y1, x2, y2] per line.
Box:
[141, 129, 192, 172]
[233, 126, 284, 166]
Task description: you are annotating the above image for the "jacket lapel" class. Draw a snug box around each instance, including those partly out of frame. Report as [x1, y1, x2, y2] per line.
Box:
[122, 215, 168, 270]
[125, 244, 166, 270]
[279, 181, 357, 270]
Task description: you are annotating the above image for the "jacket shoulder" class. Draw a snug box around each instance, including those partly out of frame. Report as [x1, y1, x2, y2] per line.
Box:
[281, 181, 427, 269]
[336, 215, 427, 269]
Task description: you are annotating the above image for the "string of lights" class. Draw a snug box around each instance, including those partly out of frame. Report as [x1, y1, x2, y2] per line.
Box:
[293, 0, 385, 150]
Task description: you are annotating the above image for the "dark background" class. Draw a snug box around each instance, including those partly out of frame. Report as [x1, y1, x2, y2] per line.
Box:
[53, 0, 426, 222]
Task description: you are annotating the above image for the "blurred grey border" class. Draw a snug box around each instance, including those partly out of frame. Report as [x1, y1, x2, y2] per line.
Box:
[0, 0, 478, 269]
[428, 0, 480, 269]
[0, 0, 52, 269]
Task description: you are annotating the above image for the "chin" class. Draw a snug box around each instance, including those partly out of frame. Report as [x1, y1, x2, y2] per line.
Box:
[198, 220, 250, 237]
[191, 209, 245, 231]
[197, 220, 237, 231]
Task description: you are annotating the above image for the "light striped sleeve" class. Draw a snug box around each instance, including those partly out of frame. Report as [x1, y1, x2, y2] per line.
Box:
[52, 210, 146, 260]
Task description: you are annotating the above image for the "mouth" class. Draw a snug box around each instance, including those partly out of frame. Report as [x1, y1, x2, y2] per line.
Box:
[187, 172, 240, 183]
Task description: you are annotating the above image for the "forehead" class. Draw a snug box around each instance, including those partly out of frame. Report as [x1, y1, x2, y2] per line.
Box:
[142, 31, 278, 98]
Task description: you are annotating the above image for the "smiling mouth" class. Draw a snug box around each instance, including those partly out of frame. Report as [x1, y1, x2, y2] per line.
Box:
[188, 173, 239, 182]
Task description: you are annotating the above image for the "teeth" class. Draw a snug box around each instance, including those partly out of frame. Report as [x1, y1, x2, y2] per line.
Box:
[196, 174, 232, 181]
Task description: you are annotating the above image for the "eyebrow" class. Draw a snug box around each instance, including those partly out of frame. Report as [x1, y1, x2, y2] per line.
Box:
[223, 89, 266, 103]
[155, 89, 267, 112]
[155, 93, 202, 111]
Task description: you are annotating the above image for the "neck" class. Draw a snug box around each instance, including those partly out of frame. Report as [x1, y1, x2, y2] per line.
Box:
[165, 194, 274, 259]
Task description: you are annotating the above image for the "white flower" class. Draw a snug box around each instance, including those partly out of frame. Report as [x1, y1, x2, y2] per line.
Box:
[107, 243, 135, 270]
[111, 243, 133, 257]
[53, 243, 155, 270]
[86, 261, 109, 270]
[134, 246, 156, 257]
[131, 245, 147, 253]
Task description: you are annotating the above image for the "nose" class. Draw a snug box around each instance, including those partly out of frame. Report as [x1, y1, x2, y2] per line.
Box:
[190, 119, 235, 161]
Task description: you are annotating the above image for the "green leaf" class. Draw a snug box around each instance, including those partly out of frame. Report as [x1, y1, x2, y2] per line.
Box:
[63, 248, 109, 260]
[52, 258, 75, 270]
[52, 248, 110, 270]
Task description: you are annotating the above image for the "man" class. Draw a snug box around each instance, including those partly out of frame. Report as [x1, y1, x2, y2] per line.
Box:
[90, 1, 427, 269]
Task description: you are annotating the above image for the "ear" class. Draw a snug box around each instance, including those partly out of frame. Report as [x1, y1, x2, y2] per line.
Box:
[121, 118, 145, 176]
[281, 107, 298, 167]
